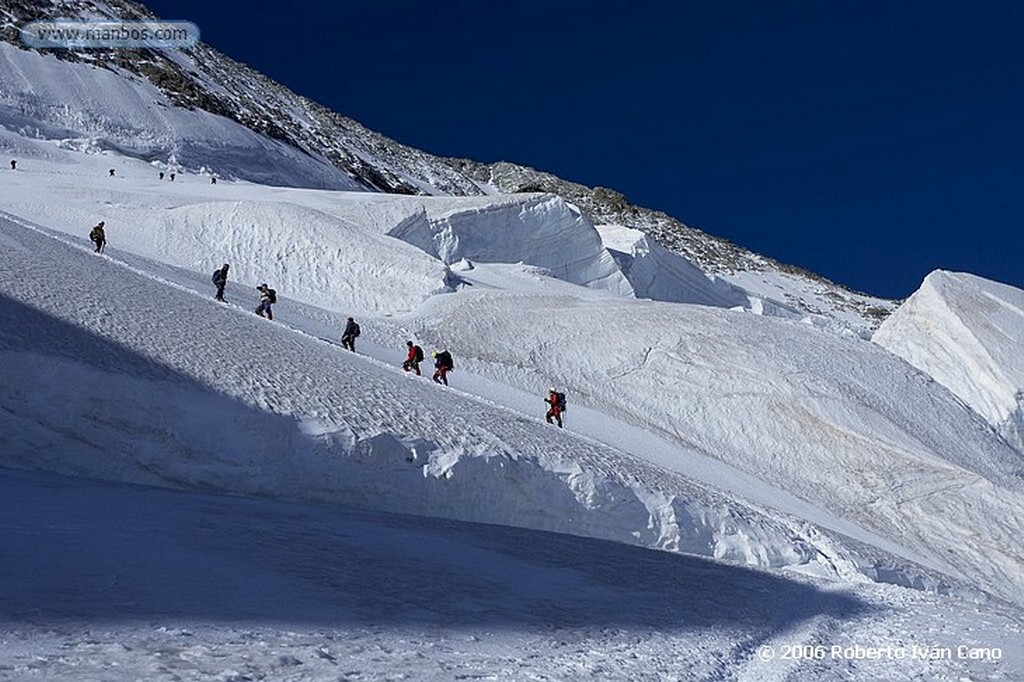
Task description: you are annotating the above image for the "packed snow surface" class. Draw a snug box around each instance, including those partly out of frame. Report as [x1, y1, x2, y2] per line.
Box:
[2, 120, 1024, 680]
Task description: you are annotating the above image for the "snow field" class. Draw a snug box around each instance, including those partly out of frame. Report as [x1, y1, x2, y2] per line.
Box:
[8, 467, 1022, 682]
[1, 30, 1023, 681]
[3, 141, 1023, 608]
[0, 211, 864, 587]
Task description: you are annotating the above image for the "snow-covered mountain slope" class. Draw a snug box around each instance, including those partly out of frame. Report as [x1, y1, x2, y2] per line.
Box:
[874, 270, 1024, 452]
[3, 4, 1024, 676]
[410, 286, 1024, 603]
[0, 1, 482, 196]
[0, 41, 361, 191]
[0, 205, 867, 581]
[3, 117, 1024, 680]
[0, 0, 897, 334]
[1, 142, 1022, 605]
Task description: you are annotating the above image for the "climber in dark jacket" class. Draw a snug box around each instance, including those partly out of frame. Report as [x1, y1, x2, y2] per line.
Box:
[212, 263, 229, 302]
[341, 317, 360, 351]
[89, 221, 106, 253]
[432, 350, 454, 386]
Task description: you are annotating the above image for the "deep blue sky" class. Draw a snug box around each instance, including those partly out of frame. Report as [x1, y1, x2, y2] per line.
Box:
[144, 0, 1024, 299]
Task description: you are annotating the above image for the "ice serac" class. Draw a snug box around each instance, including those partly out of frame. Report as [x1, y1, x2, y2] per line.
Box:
[873, 270, 1024, 452]
[391, 194, 632, 294]
[0, 42, 358, 190]
[597, 224, 755, 309]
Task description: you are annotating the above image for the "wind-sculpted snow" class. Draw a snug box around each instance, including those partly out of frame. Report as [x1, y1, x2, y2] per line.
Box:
[0, 42, 359, 190]
[107, 199, 454, 316]
[1, 144, 635, 310]
[412, 288, 1024, 605]
[391, 193, 632, 293]
[597, 224, 762, 309]
[874, 270, 1024, 453]
[0, 213, 882, 585]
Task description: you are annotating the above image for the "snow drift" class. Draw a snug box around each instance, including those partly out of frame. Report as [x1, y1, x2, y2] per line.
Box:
[390, 193, 632, 294]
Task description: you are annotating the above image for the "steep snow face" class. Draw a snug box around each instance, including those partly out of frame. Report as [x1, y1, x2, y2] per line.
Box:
[598, 224, 763, 310]
[874, 270, 1024, 451]
[0, 212, 856, 582]
[392, 194, 631, 294]
[4, 141, 1022, 606]
[0, 42, 360, 189]
[414, 289, 1024, 604]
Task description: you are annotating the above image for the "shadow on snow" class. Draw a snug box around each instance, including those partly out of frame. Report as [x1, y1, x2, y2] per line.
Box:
[1, 467, 871, 631]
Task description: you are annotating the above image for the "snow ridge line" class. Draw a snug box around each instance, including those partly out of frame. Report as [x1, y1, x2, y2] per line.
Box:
[0, 209, 228, 303]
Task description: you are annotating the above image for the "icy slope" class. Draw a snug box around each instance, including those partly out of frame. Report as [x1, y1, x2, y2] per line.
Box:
[874, 270, 1024, 452]
[1, 211, 879, 583]
[409, 286, 1024, 605]
[2, 144, 1022, 606]
[0, 42, 358, 190]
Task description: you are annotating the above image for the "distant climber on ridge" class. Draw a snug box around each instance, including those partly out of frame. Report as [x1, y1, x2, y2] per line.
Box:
[10, 160, 16, 170]
[402, 340, 423, 375]
[432, 350, 453, 386]
[89, 221, 106, 253]
[212, 263, 230, 302]
[255, 283, 276, 320]
[545, 387, 566, 428]
[341, 317, 360, 351]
